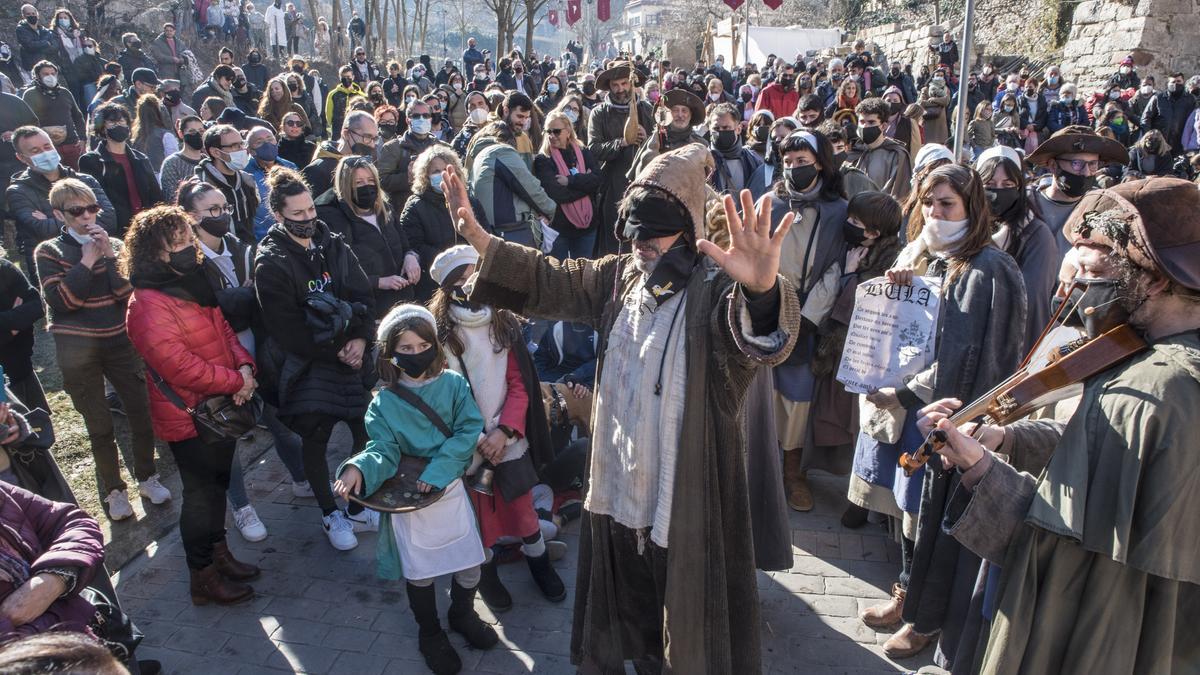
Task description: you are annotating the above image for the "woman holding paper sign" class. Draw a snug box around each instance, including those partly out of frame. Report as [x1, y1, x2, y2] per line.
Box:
[850, 163, 1026, 664]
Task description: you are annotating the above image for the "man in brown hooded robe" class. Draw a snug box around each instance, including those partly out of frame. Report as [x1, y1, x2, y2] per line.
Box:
[441, 144, 802, 674]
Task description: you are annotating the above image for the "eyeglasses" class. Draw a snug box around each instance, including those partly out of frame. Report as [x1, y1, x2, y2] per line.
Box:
[199, 204, 235, 218]
[348, 129, 378, 144]
[408, 113, 432, 120]
[63, 204, 102, 217]
[284, 119, 304, 127]
[547, 128, 566, 136]
[1056, 158, 1100, 173]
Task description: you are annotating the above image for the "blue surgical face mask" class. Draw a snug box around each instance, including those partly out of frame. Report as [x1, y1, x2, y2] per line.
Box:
[31, 148, 61, 173]
[547, 83, 559, 94]
[430, 173, 444, 193]
[410, 117, 432, 136]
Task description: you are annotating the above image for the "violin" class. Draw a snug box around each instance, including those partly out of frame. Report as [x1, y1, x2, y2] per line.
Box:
[897, 303, 1149, 476]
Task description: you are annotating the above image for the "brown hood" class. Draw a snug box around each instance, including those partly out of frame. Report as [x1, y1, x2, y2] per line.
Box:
[623, 144, 714, 243]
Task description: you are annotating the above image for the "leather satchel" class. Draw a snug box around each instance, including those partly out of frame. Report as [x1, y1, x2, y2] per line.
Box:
[147, 367, 262, 445]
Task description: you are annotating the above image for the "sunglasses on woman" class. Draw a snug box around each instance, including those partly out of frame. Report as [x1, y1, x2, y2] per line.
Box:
[63, 204, 102, 217]
[284, 119, 304, 127]
[547, 128, 566, 136]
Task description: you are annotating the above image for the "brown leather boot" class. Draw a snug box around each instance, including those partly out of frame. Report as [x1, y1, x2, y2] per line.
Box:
[189, 564, 254, 606]
[213, 540, 261, 581]
[882, 623, 935, 658]
[783, 450, 813, 512]
[860, 583, 905, 629]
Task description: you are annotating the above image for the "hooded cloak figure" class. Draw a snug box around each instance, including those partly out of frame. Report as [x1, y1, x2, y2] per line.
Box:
[441, 144, 802, 673]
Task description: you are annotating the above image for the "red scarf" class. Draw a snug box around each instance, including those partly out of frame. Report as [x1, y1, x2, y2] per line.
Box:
[549, 144, 593, 230]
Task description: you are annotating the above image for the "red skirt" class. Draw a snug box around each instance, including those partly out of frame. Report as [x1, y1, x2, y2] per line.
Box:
[470, 488, 539, 547]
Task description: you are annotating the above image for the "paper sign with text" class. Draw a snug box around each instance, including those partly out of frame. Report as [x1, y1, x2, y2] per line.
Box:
[836, 276, 942, 395]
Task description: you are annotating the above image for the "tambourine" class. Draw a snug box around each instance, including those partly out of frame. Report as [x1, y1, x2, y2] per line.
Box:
[346, 454, 447, 513]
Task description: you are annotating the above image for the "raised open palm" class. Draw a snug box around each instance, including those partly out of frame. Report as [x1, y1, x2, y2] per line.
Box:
[697, 189, 794, 295]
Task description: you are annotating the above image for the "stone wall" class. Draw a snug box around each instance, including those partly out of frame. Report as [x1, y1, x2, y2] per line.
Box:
[1062, 0, 1200, 90]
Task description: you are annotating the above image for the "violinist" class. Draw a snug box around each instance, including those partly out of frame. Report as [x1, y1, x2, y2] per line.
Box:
[917, 177, 1200, 675]
[850, 164, 1027, 661]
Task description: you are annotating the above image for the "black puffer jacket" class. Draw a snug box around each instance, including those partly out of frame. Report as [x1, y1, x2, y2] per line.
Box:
[253, 221, 375, 420]
[314, 189, 412, 317]
[398, 188, 490, 302]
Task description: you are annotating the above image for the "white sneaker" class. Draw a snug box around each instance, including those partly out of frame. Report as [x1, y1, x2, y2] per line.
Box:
[105, 489, 134, 521]
[137, 475, 172, 505]
[234, 505, 268, 542]
[347, 508, 379, 533]
[292, 480, 314, 498]
[322, 510, 358, 551]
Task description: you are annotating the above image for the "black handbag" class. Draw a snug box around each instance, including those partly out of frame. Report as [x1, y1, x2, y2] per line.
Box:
[147, 367, 262, 445]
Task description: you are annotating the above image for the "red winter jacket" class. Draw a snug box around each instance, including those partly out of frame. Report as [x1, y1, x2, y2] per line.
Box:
[756, 82, 799, 120]
[126, 288, 255, 442]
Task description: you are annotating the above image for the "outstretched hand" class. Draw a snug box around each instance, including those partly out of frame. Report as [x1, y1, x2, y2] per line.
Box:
[697, 189, 793, 295]
[442, 165, 490, 254]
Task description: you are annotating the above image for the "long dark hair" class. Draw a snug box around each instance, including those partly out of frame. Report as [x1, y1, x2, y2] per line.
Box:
[429, 286, 524, 359]
[976, 155, 1028, 235]
[771, 129, 845, 201]
[909, 164, 995, 284]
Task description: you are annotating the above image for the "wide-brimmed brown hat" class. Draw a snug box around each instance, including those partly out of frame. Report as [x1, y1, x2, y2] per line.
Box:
[661, 88, 706, 125]
[1063, 177, 1200, 291]
[1028, 125, 1128, 166]
[596, 60, 645, 90]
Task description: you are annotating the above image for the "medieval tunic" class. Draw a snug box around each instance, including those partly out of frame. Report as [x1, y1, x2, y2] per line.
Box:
[847, 137, 913, 202]
[586, 97, 654, 256]
[943, 332, 1200, 674]
[468, 238, 801, 674]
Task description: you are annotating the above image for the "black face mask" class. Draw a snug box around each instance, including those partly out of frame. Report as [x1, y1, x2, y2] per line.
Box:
[105, 125, 130, 143]
[198, 213, 231, 237]
[341, 77, 353, 87]
[350, 142, 376, 158]
[832, 150, 848, 167]
[857, 125, 882, 145]
[168, 246, 199, 274]
[25, 16, 38, 25]
[391, 347, 437, 378]
[249, 54, 261, 64]
[888, 100, 905, 116]
[986, 186, 1020, 220]
[843, 221, 869, 247]
[1056, 171, 1095, 198]
[449, 286, 481, 311]
[283, 215, 318, 238]
[182, 131, 204, 150]
[582, 82, 596, 95]
[785, 164, 818, 193]
[1052, 278, 1131, 339]
[293, 65, 305, 74]
[379, 123, 398, 138]
[713, 129, 740, 153]
[353, 185, 378, 208]
[163, 91, 182, 106]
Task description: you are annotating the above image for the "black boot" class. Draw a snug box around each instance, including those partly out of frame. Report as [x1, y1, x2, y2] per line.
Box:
[405, 582, 462, 675]
[477, 555, 513, 613]
[841, 503, 869, 529]
[447, 579, 499, 649]
[526, 550, 566, 602]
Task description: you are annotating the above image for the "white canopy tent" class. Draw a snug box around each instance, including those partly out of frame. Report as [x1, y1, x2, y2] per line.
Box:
[713, 18, 842, 66]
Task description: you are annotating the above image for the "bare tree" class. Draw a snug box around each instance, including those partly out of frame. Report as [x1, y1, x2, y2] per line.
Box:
[522, 0, 550, 58]
[484, 0, 520, 55]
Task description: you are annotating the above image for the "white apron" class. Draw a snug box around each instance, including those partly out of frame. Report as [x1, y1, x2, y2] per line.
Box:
[390, 479, 485, 580]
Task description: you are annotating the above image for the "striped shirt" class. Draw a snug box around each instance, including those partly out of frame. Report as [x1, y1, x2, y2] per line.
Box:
[34, 233, 132, 339]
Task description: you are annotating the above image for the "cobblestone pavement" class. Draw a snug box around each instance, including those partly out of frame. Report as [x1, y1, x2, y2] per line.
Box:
[114, 430, 938, 674]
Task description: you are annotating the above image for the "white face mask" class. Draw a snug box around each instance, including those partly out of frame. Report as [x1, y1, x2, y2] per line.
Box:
[921, 217, 970, 255]
[521, 118, 531, 132]
[1006, 82, 1018, 92]
[65, 227, 93, 245]
[226, 149, 250, 170]
[41, 75, 57, 88]
[410, 117, 431, 135]
[469, 107, 489, 125]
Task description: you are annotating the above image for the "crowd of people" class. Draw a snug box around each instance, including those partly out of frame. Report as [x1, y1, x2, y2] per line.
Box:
[0, 8, 1195, 675]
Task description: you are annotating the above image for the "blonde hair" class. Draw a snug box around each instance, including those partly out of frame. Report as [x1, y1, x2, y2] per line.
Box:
[49, 178, 96, 211]
[538, 111, 578, 154]
[333, 156, 388, 216]
[411, 145, 463, 196]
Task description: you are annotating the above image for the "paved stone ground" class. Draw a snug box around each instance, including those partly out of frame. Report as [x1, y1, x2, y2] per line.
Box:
[114, 428, 941, 674]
